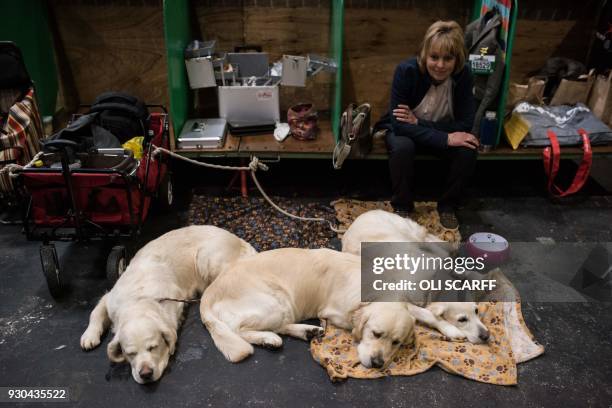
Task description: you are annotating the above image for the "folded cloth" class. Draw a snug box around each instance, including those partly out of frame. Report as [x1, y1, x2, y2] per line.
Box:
[310, 199, 544, 385]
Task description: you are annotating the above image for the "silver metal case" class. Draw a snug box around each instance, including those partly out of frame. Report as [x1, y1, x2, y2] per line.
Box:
[178, 119, 227, 149]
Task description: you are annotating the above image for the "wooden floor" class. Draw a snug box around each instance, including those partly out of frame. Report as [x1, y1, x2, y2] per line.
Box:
[174, 118, 612, 160]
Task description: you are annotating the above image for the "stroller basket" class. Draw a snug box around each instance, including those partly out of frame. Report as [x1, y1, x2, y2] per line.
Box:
[16, 106, 171, 299]
[18, 110, 169, 241]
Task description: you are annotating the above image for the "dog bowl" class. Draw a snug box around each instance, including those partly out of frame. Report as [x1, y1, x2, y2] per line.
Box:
[466, 232, 510, 267]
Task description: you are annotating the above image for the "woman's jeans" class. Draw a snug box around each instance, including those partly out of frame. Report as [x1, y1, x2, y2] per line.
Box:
[385, 131, 477, 213]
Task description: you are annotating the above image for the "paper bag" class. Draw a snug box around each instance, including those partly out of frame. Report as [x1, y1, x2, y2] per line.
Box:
[587, 71, 612, 127]
[507, 77, 545, 112]
[550, 71, 595, 106]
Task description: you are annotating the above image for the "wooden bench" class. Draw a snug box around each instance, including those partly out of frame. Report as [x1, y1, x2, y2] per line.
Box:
[174, 118, 612, 161]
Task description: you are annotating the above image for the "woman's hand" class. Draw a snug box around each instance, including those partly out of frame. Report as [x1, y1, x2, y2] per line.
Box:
[393, 104, 418, 125]
[448, 132, 479, 149]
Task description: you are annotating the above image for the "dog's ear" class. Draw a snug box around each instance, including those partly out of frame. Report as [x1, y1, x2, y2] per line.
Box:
[107, 334, 125, 363]
[351, 303, 370, 342]
[404, 315, 416, 345]
[427, 303, 446, 319]
[241, 241, 257, 256]
[161, 327, 177, 355]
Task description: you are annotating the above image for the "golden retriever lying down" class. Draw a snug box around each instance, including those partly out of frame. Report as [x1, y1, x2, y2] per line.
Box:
[80, 226, 256, 384]
[341, 209, 444, 255]
[200, 248, 416, 369]
[341, 209, 490, 344]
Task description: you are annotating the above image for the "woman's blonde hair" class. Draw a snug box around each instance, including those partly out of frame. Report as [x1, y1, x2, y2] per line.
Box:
[418, 20, 466, 76]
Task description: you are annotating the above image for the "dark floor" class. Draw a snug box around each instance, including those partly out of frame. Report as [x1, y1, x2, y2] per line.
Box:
[1, 156, 612, 407]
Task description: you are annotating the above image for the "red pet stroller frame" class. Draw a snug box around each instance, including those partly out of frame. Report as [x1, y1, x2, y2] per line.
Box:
[17, 106, 172, 298]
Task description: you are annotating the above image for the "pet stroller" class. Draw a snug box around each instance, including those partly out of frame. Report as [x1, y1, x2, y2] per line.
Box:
[16, 93, 172, 298]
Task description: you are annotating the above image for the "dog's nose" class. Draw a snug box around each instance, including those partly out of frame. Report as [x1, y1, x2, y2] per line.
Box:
[371, 355, 384, 369]
[479, 329, 490, 342]
[139, 366, 154, 381]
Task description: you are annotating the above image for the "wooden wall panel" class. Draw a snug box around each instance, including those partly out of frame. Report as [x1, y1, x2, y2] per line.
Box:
[344, 5, 471, 121]
[510, 20, 576, 83]
[243, 7, 330, 61]
[195, 3, 245, 52]
[47, 0, 600, 123]
[50, 0, 168, 107]
[510, 0, 600, 83]
[245, 7, 332, 113]
[196, 4, 333, 115]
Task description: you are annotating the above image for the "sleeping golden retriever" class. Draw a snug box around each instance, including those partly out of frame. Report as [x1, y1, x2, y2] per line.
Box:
[200, 248, 415, 369]
[341, 209, 444, 255]
[80, 226, 256, 384]
[341, 209, 490, 344]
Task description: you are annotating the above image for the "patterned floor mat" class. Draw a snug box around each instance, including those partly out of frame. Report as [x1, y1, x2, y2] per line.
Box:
[188, 195, 337, 251]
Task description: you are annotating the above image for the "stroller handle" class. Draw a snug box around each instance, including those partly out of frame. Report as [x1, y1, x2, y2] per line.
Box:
[42, 139, 78, 153]
[74, 104, 168, 114]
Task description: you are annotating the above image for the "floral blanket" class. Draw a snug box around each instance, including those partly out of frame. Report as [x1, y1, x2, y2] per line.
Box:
[309, 200, 544, 385]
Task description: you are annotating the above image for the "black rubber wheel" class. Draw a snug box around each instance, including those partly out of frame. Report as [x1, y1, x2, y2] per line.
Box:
[40, 244, 63, 298]
[106, 245, 127, 285]
[157, 171, 173, 211]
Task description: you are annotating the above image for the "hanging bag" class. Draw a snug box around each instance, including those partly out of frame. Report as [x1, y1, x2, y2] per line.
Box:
[332, 103, 372, 169]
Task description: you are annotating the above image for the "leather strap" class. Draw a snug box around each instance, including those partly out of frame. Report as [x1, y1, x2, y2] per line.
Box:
[333, 110, 351, 169]
[542, 128, 592, 197]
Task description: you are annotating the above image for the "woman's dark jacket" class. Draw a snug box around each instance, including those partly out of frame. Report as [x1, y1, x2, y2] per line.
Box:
[376, 57, 476, 149]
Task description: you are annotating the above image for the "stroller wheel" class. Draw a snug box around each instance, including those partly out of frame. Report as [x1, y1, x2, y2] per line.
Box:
[40, 244, 64, 298]
[157, 171, 173, 211]
[106, 245, 127, 285]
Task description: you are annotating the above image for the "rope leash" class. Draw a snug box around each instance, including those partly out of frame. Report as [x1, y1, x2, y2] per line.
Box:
[249, 170, 345, 233]
[151, 145, 269, 172]
[1, 151, 44, 178]
[151, 145, 345, 233]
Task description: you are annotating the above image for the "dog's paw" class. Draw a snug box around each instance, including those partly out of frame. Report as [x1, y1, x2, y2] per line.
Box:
[80, 329, 101, 350]
[261, 333, 283, 350]
[261, 343, 283, 351]
[305, 327, 325, 341]
[224, 346, 254, 363]
[439, 325, 466, 341]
